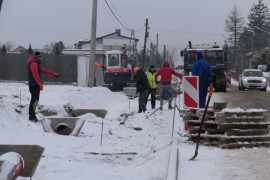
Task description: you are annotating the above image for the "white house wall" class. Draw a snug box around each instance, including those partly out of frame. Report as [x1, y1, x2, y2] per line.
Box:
[103, 39, 134, 46]
[77, 56, 88, 87]
[77, 55, 104, 87]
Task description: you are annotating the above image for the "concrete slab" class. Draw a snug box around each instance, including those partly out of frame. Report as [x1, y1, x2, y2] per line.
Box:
[213, 102, 228, 110]
[123, 87, 137, 97]
[72, 109, 107, 119]
[41, 117, 85, 136]
[0, 145, 44, 177]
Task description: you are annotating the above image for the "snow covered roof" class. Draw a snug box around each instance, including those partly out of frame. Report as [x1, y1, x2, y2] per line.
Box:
[62, 49, 105, 55]
[76, 29, 139, 46]
[105, 50, 123, 55]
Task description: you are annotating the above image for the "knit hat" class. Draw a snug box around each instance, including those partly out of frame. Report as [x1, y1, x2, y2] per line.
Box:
[196, 51, 203, 59]
[134, 67, 140, 73]
[34, 52, 42, 57]
[150, 65, 155, 69]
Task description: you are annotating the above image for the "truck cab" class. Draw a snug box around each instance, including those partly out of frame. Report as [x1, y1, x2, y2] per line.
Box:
[181, 43, 227, 92]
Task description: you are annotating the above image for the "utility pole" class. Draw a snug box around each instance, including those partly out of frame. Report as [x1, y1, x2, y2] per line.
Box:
[163, 45, 166, 61]
[89, 0, 98, 87]
[150, 42, 154, 66]
[155, 34, 159, 68]
[0, 0, 3, 13]
[142, 18, 149, 69]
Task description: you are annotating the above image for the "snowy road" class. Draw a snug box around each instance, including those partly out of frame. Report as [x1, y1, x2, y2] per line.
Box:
[222, 84, 270, 116]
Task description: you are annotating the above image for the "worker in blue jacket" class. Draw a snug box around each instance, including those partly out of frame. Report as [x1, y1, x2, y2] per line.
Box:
[192, 51, 213, 108]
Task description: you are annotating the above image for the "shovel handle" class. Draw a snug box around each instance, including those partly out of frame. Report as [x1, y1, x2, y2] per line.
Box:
[209, 82, 213, 97]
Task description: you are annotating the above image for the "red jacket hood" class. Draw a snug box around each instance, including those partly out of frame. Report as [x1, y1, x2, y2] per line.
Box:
[27, 55, 41, 64]
[163, 60, 169, 67]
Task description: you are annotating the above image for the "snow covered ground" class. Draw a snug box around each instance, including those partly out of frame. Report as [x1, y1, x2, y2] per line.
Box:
[0, 82, 269, 180]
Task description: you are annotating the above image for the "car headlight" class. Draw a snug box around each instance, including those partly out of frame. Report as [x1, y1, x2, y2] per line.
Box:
[262, 78, 267, 82]
[243, 78, 248, 82]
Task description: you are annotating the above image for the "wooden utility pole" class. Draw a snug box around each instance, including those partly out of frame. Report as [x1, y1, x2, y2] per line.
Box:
[163, 45, 166, 61]
[142, 18, 149, 69]
[150, 42, 154, 66]
[89, 0, 98, 87]
[0, 0, 3, 13]
[155, 34, 159, 68]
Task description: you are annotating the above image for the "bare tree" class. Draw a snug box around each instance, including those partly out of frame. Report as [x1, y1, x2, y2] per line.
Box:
[224, 6, 245, 70]
[4, 41, 15, 52]
[43, 42, 55, 54]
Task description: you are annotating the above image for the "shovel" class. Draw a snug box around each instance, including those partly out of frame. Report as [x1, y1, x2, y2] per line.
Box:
[189, 82, 213, 161]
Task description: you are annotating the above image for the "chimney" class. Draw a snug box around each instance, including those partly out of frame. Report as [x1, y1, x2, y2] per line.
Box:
[116, 29, 121, 35]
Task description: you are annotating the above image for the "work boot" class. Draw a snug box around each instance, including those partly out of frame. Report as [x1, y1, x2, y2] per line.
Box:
[29, 116, 39, 122]
[168, 105, 174, 110]
[152, 106, 155, 109]
[159, 107, 163, 110]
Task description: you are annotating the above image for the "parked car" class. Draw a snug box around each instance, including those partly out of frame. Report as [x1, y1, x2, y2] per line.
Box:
[239, 69, 267, 91]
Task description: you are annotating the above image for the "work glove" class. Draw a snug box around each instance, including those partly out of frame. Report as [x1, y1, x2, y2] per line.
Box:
[101, 65, 106, 71]
[39, 83, 43, 90]
[53, 73, 61, 78]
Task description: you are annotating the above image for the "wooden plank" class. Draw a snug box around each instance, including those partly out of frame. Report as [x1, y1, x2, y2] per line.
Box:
[189, 127, 224, 135]
[226, 129, 269, 136]
[186, 120, 216, 124]
[219, 142, 270, 149]
[220, 136, 270, 144]
[218, 124, 269, 130]
[190, 134, 270, 140]
[204, 141, 219, 147]
[218, 122, 270, 126]
[183, 115, 199, 121]
[224, 111, 265, 116]
[216, 117, 267, 123]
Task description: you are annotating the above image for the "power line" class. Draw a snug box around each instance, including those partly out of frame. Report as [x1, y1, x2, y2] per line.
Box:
[107, 0, 131, 30]
[134, 24, 145, 32]
[104, 0, 131, 31]
[104, 0, 144, 33]
[151, 27, 224, 36]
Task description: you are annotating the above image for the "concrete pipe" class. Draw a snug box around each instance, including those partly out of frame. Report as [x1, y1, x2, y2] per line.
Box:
[54, 123, 72, 135]
[0, 152, 24, 180]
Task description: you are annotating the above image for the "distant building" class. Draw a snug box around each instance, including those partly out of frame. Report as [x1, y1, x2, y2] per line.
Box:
[10, 46, 26, 54]
[74, 29, 139, 52]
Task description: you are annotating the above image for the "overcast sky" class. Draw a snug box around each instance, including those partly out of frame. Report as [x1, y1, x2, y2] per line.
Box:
[0, 0, 270, 51]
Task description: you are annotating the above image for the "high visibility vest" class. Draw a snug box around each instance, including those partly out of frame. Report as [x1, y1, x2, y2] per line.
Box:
[146, 70, 157, 88]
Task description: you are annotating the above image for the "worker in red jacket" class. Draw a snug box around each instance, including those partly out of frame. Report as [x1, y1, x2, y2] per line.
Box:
[27, 52, 60, 122]
[155, 61, 183, 110]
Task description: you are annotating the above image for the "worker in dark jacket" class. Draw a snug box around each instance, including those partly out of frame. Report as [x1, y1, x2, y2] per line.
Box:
[155, 61, 183, 110]
[27, 52, 60, 122]
[145, 65, 158, 109]
[134, 67, 149, 113]
[192, 51, 213, 108]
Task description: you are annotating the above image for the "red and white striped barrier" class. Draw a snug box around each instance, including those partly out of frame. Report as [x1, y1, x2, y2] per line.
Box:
[183, 76, 199, 109]
[183, 76, 199, 131]
[227, 73, 232, 89]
